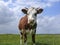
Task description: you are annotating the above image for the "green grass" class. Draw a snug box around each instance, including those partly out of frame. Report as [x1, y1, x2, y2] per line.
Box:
[0, 34, 60, 45]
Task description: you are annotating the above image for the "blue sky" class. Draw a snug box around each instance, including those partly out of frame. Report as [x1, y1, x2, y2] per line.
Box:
[0, 0, 60, 34]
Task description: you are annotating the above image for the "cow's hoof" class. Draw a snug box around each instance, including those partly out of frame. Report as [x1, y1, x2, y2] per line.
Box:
[24, 42, 27, 45]
[33, 43, 35, 45]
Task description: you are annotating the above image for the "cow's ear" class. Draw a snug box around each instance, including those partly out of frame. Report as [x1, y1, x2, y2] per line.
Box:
[21, 8, 28, 14]
[37, 8, 43, 14]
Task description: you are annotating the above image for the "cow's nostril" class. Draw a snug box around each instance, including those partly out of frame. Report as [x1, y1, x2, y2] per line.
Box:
[32, 20, 34, 22]
[30, 20, 34, 23]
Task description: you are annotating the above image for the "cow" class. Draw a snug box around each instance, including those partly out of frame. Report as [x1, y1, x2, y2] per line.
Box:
[18, 7, 43, 45]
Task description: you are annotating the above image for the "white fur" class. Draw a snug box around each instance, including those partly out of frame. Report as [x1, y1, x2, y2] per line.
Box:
[20, 39, 23, 45]
[27, 7, 37, 23]
[30, 29, 35, 34]
[26, 29, 35, 34]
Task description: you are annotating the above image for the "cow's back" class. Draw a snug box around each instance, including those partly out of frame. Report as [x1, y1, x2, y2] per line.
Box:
[18, 15, 28, 30]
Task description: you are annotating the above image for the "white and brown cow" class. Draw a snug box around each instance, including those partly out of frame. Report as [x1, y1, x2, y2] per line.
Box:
[18, 7, 43, 45]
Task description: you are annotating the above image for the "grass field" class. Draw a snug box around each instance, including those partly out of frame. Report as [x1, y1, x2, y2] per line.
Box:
[0, 34, 60, 45]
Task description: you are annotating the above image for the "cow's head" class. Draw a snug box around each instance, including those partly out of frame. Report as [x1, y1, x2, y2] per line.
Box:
[21, 7, 43, 24]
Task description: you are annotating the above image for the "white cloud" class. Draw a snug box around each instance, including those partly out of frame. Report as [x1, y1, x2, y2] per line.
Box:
[46, 0, 60, 2]
[0, 21, 19, 34]
[0, 1, 19, 34]
[1, 0, 59, 14]
[15, 0, 52, 8]
[0, 1, 17, 24]
[37, 15, 60, 34]
[0, 0, 52, 9]
[1, 0, 60, 10]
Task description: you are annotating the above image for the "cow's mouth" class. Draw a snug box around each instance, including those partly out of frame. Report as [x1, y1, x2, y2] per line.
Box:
[29, 20, 34, 23]
[28, 20, 35, 26]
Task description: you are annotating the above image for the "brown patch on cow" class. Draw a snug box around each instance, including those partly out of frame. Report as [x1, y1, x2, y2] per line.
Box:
[18, 15, 37, 30]
[18, 15, 28, 30]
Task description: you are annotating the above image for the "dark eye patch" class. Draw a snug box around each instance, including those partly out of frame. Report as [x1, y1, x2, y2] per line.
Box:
[34, 13, 37, 16]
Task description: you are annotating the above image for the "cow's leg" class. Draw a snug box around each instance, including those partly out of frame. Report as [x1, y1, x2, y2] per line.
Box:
[24, 33, 27, 45]
[32, 34, 35, 45]
[20, 30, 27, 45]
[32, 30, 36, 45]
[20, 29, 25, 45]
[20, 32, 23, 45]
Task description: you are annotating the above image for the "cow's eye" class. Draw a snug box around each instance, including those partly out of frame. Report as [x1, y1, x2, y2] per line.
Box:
[34, 13, 37, 16]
